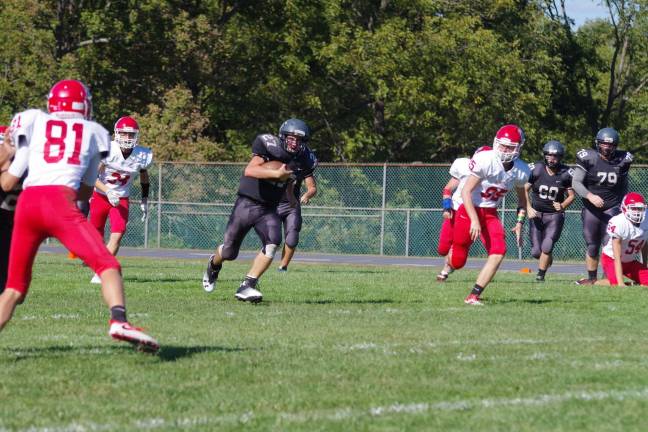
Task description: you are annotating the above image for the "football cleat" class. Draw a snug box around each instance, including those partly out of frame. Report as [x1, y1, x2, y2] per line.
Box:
[535, 274, 545, 282]
[202, 255, 221, 293]
[90, 273, 101, 284]
[235, 282, 263, 303]
[575, 278, 596, 285]
[436, 272, 449, 282]
[108, 320, 159, 353]
[464, 293, 483, 305]
[278, 266, 288, 273]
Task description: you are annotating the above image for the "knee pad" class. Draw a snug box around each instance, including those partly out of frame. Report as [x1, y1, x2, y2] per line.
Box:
[220, 244, 239, 261]
[285, 231, 299, 249]
[531, 250, 541, 260]
[262, 243, 278, 258]
[450, 246, 468, 270]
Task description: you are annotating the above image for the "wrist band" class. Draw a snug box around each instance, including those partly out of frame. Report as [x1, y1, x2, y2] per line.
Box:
[442, 198, 452, 210]
[442, 188, 452, 197]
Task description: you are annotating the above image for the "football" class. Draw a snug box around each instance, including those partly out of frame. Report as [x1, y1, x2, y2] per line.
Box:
[262, 160, 285, 170]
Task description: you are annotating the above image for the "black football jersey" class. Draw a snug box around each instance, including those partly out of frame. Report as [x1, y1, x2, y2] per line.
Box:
[280, 151, 318, 204]
[238, 134, 317, 206]
[527, 162, 572, 213]
[575, 148, 632, 210]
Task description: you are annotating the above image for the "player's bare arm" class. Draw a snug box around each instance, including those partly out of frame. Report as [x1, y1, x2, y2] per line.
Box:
[461, 174, 482, 241]
[611, 237, 625, 286]
[300, 176, 317, 205]
[442, 177, 460, 219]
[244, 155, 292, 181]
[524, 182, 537, 219]
[513, 186, 527, 245]
[554, 188, 575, 211]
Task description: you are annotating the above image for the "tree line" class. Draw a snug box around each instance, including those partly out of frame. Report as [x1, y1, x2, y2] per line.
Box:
[0, 0, 646, 163]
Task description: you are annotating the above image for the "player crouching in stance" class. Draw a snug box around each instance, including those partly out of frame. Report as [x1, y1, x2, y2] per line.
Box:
[600, 193, 648, 286]
[88, 116, 152, 283]
[0, 80, 158, 353]
[525, 141, 575, 281]
[452, 125, 530, 305]
[202, 119, 317, 303]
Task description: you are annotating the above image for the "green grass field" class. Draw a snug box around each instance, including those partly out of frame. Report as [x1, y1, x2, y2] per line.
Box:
[2, 253, 648, 431]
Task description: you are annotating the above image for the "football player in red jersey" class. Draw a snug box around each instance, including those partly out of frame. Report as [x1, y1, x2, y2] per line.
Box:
[88, 116, 152, 283]
[452, 125, 530, 305]
[600, 192, 648, 286]
[0, 80, 158, 352]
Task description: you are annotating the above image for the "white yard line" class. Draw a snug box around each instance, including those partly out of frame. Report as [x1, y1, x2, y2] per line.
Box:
[10, 388, 648, 431]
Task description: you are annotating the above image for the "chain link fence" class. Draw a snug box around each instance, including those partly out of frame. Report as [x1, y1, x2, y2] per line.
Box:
[118, 162, 648, 260]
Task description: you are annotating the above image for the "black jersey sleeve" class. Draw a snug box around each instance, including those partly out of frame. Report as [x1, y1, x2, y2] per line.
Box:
[575, 148, 596, 171]
[251, 134, 281, 161]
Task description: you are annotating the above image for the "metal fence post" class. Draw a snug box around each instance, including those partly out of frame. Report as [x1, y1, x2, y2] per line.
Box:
[379, 163, 387, 255]
[405, 209, 411, 256]
[157, 163, 162, 248]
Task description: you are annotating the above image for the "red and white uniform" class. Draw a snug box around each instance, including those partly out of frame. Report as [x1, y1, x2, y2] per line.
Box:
[601, 214, 648, 285]
[449, 158, 471, 210]
[438, 158, 471, 256]
[450, 150, 530, 270]
[463, 150, 529, 208]
[97, 141, 153, 198]
[6, 109, 120, 296]
[90, 141, 153, 235]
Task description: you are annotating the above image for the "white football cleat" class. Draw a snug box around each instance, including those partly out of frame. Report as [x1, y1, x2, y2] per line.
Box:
[235, 284, 263, 303]
[109, 320, 159, 353]
[90, 273, 101, 284]
[202, 254, 221, 293]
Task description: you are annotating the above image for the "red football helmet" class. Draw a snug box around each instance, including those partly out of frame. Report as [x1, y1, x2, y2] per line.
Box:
[473, 145, 492, 156]
[48, 79, 92, 119]
[0, 125, 7, 144]
[493, 124, 524, 163]
[114, 116, 140, 149]
[621, 192, 646, 224]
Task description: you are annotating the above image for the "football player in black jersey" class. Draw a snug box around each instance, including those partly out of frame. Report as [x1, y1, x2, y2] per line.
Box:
[572, 127, 633, 284]
[0, 126, 23, 294]
[277, 162, 318, 272]
[202, 119, 318, 302]
[524, 140, 575, 281]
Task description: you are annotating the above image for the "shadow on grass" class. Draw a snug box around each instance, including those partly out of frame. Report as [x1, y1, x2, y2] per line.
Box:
[124, 276, 240, 283]
[158, 345, 246, 362]
[309, 269, 391, 274]
[297, 299, 395, 305]
[489, 298, 554, 305]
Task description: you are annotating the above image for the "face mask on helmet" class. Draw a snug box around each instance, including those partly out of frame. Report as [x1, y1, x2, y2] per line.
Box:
[279, 118, 310, 155]
[542, 140, 564, 169]
[622, 192, 646, 224]
[493, 124, 523, 163]
[595, 127, 619, 158]
[114, 116, 140, 150]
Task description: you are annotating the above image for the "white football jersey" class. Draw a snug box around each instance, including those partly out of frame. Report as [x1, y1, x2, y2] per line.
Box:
[8, 109, 110, 189]
[97, 141, 153, 198]
[465, 150, 530, 208]
[602, 213, 648, 262]
[449, 158, 471, 210]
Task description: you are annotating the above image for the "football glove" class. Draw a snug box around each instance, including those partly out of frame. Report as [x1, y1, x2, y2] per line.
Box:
[140, 198, 148, 222]
[106, 190, 120, 207]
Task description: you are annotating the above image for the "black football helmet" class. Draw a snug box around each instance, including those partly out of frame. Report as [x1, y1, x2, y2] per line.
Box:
[542, 140, 564, 168]
[595, 127, 620, 158]
[279, 118, 310, 154]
